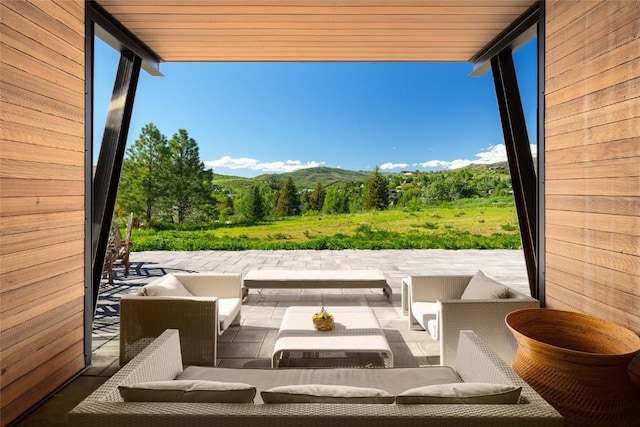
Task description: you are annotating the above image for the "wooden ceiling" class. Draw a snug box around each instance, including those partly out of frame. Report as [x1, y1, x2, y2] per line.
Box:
[96, 0, 536, 63]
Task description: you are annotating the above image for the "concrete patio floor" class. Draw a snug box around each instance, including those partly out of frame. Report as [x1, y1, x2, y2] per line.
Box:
[15, 249, 529, 426]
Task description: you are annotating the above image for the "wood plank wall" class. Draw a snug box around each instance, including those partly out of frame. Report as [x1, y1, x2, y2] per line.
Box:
[0, 0, 86, 424]
[544, 0, 640, 334]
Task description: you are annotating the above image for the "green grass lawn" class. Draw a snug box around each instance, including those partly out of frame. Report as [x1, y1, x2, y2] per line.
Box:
[131, 197, 521, 251]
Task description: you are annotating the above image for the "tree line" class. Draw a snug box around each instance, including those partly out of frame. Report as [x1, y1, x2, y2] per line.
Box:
[115, 123, 513, 226]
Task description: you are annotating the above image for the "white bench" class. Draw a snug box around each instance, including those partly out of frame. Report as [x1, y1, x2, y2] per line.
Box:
[243, 269, 392, 303]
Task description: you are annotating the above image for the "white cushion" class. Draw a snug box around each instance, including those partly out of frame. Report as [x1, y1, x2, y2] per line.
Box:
[261, 384, 394, 404]
[218, 298, 242, 332]
[411, 302, 439, 339]
[142, 274, 193, 297]
[396, 382, 522, 404]
[427, 318, 438, 340]
[460, 270, 508, 300]
[118, 380, 256, 403]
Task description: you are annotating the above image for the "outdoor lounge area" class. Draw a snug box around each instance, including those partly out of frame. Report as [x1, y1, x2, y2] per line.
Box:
[17, 249, 535, 425]
[70, 329, 562, 426]
[3, 1, 639, 427]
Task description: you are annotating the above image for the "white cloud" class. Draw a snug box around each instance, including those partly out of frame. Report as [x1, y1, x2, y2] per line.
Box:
[254, 160, 325, 173]
[474, 144, 507, 164]
[380, 162, 408, 170]
[419, 160, 450, 168]
[205, 156, 324, 173]
[205, 156, 259, 170]
[418, 144, 537, 170]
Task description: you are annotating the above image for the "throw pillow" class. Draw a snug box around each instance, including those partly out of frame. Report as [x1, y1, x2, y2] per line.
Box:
[396, 382, 521, 404]
[119, 380, 256, 403]
[261, 384, 394, 404]
[460, 270, 509, 300]
[142, 274, 193, 297]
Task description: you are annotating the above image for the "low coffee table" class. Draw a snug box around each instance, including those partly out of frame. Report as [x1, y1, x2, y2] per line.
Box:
[272, 306, 393, 368]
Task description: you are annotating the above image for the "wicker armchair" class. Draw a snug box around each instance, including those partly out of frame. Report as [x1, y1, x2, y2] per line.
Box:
[120, 272, 243, 366]
[402, 274, 539, 367]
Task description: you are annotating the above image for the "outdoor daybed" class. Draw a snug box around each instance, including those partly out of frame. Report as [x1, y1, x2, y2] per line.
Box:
[69, 329, 562, 427]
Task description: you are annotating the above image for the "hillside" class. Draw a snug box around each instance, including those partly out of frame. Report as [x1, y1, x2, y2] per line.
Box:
[210, 173, 253, 191]
[255, 167, 371, 189]
[209, 163, 514, 194]
[211, 166, 371, 191]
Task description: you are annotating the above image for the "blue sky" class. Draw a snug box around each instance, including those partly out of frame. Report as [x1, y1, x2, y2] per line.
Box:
[94, 37, 537, 177]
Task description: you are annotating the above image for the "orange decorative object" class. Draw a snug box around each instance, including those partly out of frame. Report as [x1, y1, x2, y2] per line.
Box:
[311, 307, 334, 331]
[506, 308, 640, 427]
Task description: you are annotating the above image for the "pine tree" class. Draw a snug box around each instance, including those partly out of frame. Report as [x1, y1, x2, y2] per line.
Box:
[166, 129, 211, 224]
[275, 176, 301, 216]
[307, 181, 326, 211]
[117, 123, 169, 223]
[364, 166, 389, 210]
[245, 184, 266, 222]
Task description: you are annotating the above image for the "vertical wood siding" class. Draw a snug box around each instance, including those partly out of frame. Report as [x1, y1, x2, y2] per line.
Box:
[545, 0, 640, 333]
[0, 0, 86, 424]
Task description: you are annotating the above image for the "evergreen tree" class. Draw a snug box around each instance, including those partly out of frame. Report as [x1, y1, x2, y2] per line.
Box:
[241, 184, 266, 222]
[307, 181, 326, 211]
[166, 129, 211, 224]
[364, 166, 389, 210]
[275, 176, 301, 216]
[117, 123, 169, 223]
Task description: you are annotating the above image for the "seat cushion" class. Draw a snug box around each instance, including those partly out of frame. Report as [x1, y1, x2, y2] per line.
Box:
[261, 384, 394, 404]
[143, 274, 193, 297]
[396, 382, 522, 404]
[119, 380, 256, 403]
[412, 302, 439, 339]
[460, 270, 508, 300]
[218, 298, 241, 332]
[179, 365, 461, 404]
[427, 318, 438, 340]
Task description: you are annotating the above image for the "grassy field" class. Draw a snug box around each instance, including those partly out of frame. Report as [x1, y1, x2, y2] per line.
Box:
[131, 197, 521, 251]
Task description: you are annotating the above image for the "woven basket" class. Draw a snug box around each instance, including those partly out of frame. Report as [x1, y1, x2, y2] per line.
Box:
[312, 316, 334, 331]
[506, 308, 640, 427]
[312, 307, 334, 331]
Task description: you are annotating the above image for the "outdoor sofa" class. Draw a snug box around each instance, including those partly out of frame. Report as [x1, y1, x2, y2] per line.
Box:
[119, 272, 242, 366]
[402, 270, 540, 367]
[69, 329, 562, 427]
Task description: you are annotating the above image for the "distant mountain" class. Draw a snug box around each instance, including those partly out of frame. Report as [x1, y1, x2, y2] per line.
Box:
[210, 163, 515, 192]
[210, 167, 371, 191]
[210, 173, 253, 191]
[255, 167, 371, 189]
